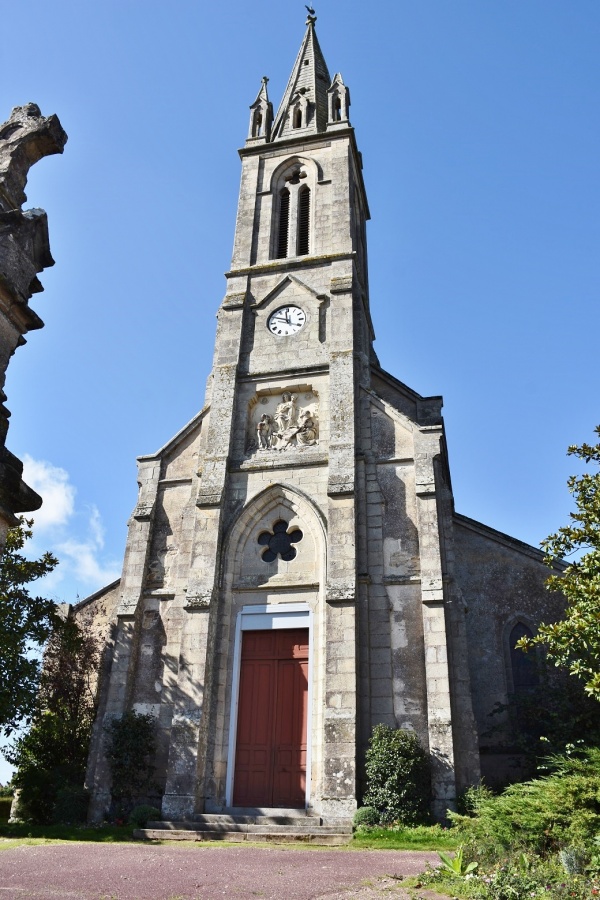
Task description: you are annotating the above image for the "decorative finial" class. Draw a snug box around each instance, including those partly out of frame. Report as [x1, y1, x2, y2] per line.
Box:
[262, 76, 269, 85]
[305, 5, 316, 24]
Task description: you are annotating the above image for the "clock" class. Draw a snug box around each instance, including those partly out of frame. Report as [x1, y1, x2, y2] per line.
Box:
[267, 305, 306, 336]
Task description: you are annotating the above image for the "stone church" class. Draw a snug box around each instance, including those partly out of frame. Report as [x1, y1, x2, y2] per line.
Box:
[78, 16, 562, 828]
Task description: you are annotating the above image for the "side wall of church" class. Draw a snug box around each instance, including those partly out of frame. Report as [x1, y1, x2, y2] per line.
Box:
[453, 517, 564, 785]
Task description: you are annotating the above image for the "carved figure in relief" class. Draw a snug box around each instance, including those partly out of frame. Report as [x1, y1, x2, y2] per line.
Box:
[296, 409, 318, 447]
[274, 392, 298, 433]
[274, 407, 318, 451]
[256, 414, 273, 450]
[248, 390, 319, 453]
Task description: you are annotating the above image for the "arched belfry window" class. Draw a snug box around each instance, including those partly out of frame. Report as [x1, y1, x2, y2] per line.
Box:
[297, 185, 310, 256]
[270, 163, 314, 261]
[276, 188, 290, 259]
[293, 108, 302, 129]
[510, 623, 539, 692]
[334, 97, 342, 121]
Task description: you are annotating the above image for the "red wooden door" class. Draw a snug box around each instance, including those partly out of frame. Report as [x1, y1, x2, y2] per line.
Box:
[233, 628, 308, 808]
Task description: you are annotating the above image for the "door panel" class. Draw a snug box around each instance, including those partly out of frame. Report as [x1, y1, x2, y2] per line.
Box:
[233, 658, 276, 806]
[233, 628, 308, 808]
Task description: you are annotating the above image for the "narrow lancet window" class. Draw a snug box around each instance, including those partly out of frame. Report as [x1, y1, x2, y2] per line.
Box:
[510, 623, 539, 692]
[276, 188, 290, 259]
[293, 108, 302, 129]
[297, 186, 310, 256]
[334, 97, 342, 121]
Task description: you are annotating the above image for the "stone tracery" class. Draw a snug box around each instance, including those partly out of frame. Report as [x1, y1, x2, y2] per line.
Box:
[257, 519, 303, 562]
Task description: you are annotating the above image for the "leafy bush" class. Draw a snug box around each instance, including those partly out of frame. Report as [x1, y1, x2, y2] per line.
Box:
[352, 805, 379, 828]
[450, 747, 600, 862]
[129, 804, 161, 828]
[105, 711, 157, 818]
[420, 854, 598, 900]
[417, 749, 600, 898]
[6, 711, 91, 823]
[0, 777, 15, 798]
[457, 782, 495, 818]
[0, 796, 12, 822]
[362, 724, 430, 825]
[52, 785, 89, 824]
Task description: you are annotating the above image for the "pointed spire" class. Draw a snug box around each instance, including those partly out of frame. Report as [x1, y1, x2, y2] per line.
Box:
[247, 76, 273, 143]
[327, 73, 351, 128]
[270, 14, 331, 141]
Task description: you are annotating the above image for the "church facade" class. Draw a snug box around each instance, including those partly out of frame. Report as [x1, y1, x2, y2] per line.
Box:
[79, 17, 562, 824]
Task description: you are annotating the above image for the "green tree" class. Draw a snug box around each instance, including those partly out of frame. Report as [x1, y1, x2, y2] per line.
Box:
[520, 426, 600, 699]
[0, 518, 58, 735]
[5, 616, 99, 823]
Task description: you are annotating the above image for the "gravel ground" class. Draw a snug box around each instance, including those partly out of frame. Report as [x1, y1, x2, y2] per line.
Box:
[0, 842, 443, 900]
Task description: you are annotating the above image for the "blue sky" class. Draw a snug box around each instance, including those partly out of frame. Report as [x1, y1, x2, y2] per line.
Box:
[1, 0, 599, 778]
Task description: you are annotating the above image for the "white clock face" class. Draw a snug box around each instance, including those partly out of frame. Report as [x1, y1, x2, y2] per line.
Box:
[267, 306, 306, 336]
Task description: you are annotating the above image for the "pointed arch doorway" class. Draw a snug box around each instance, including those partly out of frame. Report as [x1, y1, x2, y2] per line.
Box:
[226, 604, 312, 809]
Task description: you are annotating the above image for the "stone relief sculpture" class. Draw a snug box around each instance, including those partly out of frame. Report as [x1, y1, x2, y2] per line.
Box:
[274, 392, 298, 433]
[256, 414, 273, 449]
[248, 390, 319, 454]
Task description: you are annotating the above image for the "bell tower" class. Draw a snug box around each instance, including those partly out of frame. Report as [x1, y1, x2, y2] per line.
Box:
[186, 10, 372, 818]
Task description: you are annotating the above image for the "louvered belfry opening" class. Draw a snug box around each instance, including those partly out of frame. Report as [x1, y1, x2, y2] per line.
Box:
[297, 186, 310, 256]
[277, 188, 290, 258]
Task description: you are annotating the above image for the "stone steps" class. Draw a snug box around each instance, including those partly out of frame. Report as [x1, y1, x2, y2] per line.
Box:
[134, 809, 353, 845]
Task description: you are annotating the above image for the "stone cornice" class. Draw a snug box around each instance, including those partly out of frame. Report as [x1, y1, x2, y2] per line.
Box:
[225, 251, 355, 279]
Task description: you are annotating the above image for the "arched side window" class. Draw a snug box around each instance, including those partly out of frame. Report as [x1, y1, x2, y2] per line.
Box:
[276, 189, 290, 259]
[297, 186, 310, 256]
[334, 97, 342, 121]
[293, 108, 302, 129]
[509, 623, 539, 692]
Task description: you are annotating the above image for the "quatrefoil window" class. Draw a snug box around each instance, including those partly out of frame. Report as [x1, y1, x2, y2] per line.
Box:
[257, 520, 303, 563]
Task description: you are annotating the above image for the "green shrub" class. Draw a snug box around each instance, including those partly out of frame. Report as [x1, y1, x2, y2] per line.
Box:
[0, 796, 12, 822]
[362, 724, 430, 825]
[129, 804, 161, 828]
[105, 711, 157, 818]
[450, 747, 600, 862]
[352, 805, 379, 828]
[457, 782, 495, 817]
[52, 784, 89, 824]
[0, 778, 16, 798]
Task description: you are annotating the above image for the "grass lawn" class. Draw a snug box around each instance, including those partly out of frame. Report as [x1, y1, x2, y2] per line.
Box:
[0, 821, 136, 844]
[0, 807, 458, 852]
[352, 824, 458, 851]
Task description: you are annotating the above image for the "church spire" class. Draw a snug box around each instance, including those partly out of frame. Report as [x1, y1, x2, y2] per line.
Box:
[247, 76, 273, 142]
[270, 12, 332, 141]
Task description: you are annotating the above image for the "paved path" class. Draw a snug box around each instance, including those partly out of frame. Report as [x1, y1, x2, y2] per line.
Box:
[0, 842, 442, 900]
